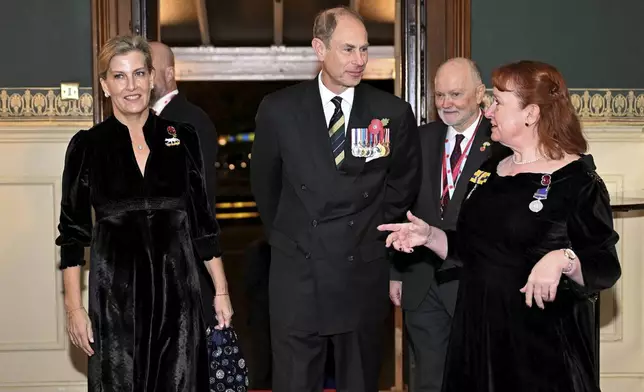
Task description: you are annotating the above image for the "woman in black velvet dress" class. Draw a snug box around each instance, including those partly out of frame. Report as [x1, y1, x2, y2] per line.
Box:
[56, 35, 233, 391]
[379, 61, 621, 392]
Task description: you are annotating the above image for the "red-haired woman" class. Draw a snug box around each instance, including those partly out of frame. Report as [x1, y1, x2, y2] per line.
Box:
[379, 60, 621, 391]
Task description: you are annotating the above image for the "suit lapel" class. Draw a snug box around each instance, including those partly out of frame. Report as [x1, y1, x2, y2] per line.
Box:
[299, 80, 371, 178]
[427, 124, 448, 219]
[444, 117, 493, 221]
[300, 79, 338, 174]
[341, 84, 369, 176]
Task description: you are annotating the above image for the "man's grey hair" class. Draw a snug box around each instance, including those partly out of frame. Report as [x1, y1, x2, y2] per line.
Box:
[313, 6, 365, 47]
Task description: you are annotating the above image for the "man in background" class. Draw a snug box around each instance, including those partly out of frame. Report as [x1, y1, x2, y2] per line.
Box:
[149, 41, 219, 203]
[150, 41, 220, 327]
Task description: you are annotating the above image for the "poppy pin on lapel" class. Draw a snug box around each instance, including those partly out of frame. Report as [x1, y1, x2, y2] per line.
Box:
[351, 117, 391, 158]
[165, 126, 180, 147]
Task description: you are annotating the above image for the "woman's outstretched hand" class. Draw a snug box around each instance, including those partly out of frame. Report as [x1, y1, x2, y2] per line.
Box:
[377, 211, 432, 253]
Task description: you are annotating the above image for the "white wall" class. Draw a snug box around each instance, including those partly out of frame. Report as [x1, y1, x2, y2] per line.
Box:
[0, 123, 90, 392]
[585, 124, 644, 392]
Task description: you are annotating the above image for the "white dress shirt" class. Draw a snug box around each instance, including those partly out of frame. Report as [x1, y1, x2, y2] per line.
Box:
[318, 73, 354, 132]
[441, 110, 483, 195]
[152, 89, 179, 115]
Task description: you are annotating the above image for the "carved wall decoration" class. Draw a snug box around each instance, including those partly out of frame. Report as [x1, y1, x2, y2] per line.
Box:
[482, 89, 644, 123]
[0, 83, 642, 124]
[0, 88, 93, 121]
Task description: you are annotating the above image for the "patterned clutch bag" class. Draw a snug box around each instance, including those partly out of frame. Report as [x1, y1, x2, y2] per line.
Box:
[206, 325, 249, 392]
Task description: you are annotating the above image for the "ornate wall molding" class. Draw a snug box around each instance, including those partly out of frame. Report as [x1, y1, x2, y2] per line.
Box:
[173, 45, 396, 81]
[0, 87, 93, 122]
[483, 89, 644, 123]
[0, 83, 642, 124]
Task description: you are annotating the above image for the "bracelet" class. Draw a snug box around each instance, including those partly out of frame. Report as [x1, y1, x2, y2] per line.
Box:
[66, 306, 85, 314]
[215, 293, 229, 296]
[561, 249, 577, 275]
[562, 259, 575, 274]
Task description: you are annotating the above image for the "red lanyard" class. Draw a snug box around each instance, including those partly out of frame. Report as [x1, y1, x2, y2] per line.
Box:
[441, 115, 483, 200]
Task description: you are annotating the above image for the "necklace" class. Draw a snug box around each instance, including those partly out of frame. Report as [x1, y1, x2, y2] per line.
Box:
[512, 155, 543, 165]
[136, 144, 143, 150]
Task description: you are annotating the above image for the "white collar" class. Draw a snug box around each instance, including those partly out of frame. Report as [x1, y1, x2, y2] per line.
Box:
[152, 89, 179, 114]
[318, 72, 354, 107]
[447, 110, 483, 142]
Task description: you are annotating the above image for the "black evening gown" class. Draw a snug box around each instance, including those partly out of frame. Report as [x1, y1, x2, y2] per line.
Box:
[442, 154, 621, 392]
[55, 112, 221, 392]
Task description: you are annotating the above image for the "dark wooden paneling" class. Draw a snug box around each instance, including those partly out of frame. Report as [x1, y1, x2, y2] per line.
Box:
[425, 0, 471, 120]
[91, 0, 135, 123]
[426, 0, 447, 85]
[446, 0, 471, 59]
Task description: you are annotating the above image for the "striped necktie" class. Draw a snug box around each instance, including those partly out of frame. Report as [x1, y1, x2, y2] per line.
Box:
[329, 96, 346, 168]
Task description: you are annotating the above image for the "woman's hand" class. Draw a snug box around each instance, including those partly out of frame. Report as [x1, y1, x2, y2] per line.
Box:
[67, 307, 94, 356]
[520, 250, 568, 309]
[213, 294, 234, 330]
[377, 211, 432, 253]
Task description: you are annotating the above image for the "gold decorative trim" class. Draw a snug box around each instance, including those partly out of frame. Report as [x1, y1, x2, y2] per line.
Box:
[0, 86, 642, 123]
[0, 87, 93, 122]
[484, 89, 644, 123]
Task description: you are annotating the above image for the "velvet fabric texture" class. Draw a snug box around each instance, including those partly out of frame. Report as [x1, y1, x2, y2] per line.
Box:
[55, 112, 222, 392]
[442, 154, 621, 392]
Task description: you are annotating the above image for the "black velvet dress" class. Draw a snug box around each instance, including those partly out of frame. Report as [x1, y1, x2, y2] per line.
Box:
[55, 112, 222, 392]
[442, 154, 621, 392]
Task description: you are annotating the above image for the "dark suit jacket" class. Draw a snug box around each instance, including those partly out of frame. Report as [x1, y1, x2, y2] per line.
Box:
[250, 78, 421, 334]
[157, 92, 219, 325]
[160, 93, 218, 204]
[392, 117, 509, 310]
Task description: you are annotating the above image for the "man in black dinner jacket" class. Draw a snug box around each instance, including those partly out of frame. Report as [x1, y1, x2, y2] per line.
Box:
[390, 58, 509, 392]
[150, 41, 220, 327]
[250, 6, 421, 392]
[149, 41, 218, 203]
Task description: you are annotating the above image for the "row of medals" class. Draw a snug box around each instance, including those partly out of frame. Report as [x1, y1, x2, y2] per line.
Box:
[351, 128, 391, 158]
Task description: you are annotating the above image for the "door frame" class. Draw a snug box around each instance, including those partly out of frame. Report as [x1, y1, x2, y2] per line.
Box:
[90, 0, 159, 124]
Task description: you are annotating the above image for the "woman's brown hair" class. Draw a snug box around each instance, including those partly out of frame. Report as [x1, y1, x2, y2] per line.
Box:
[491, 60, 587, 159]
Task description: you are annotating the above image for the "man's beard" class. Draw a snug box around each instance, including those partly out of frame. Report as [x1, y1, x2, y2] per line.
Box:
[439, 108, 477, 129]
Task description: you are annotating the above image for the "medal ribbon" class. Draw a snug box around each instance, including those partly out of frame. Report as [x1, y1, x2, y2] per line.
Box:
[441, 115, 483, 200]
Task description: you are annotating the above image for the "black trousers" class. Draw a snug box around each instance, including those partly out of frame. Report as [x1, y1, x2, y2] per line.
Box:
[271, 323, 384, 392]
[245, 239, 273, 389]
[405, 279, 459, 392]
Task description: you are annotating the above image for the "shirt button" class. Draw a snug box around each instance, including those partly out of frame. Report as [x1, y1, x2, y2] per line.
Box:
[305, 252, 311, 259]
[311, 220, 318, 227]
[362, 192, 369, 198]
[348, 220, 354, 227]
[301, 184, 307, 190]
[347, 255, 354, 262]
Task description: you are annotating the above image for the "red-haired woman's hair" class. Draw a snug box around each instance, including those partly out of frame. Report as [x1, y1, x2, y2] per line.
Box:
[491, 60, 587, 159]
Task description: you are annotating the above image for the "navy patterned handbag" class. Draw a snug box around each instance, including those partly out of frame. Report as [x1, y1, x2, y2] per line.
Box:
[206, 325, 249, 392]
